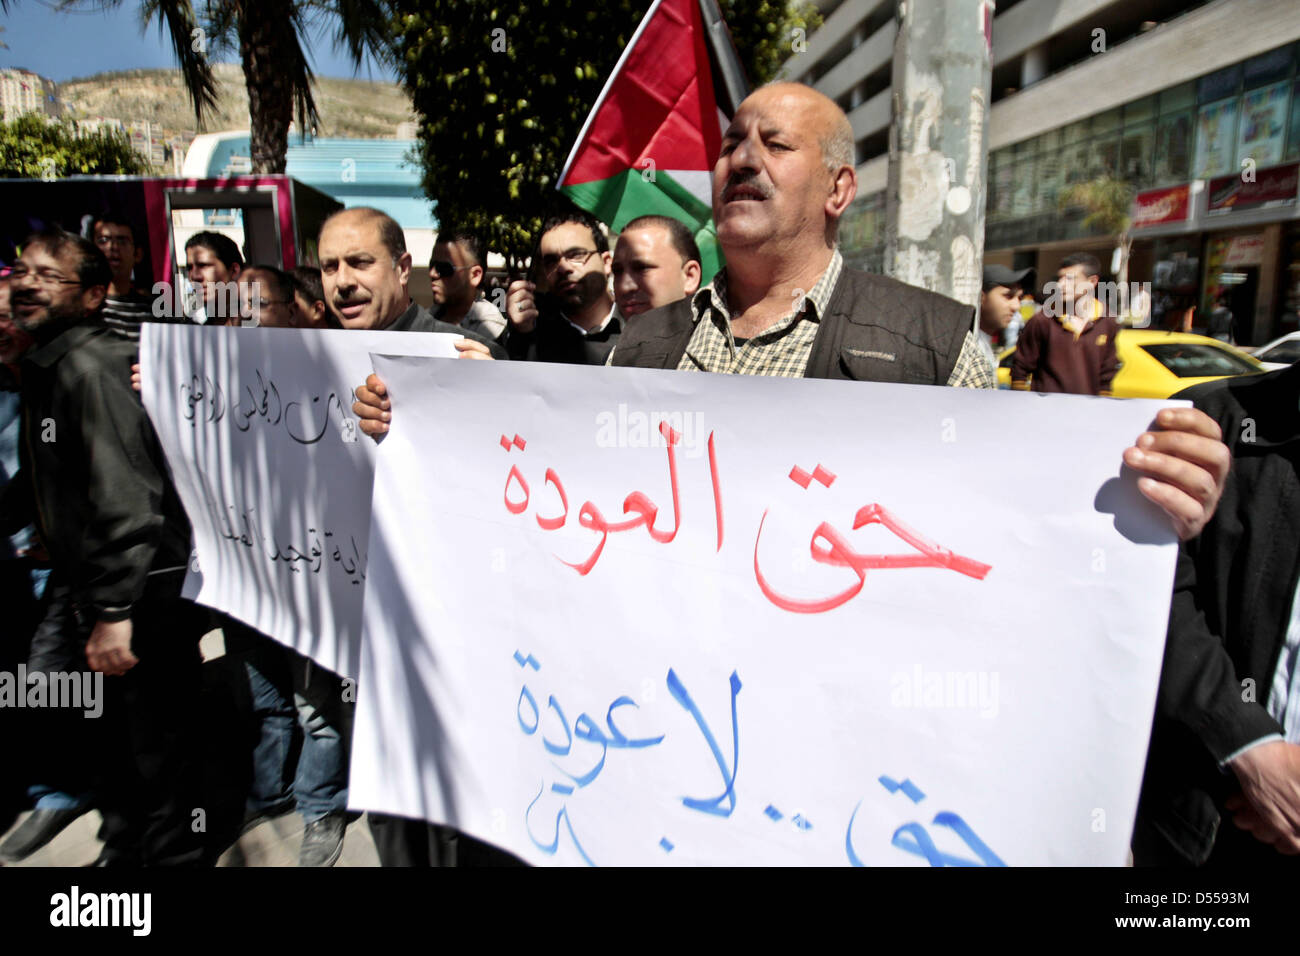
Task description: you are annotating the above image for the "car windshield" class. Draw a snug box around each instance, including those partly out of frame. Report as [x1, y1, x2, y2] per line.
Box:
[1258, 340, 1300, 364]
[1140, 344, 1260, 378]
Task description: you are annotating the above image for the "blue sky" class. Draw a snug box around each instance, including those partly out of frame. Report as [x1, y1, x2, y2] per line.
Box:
[0, 3, 399, 83]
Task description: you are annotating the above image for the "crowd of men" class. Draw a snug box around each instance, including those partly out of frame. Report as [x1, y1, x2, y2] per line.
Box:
[0, 82, 1296, 868]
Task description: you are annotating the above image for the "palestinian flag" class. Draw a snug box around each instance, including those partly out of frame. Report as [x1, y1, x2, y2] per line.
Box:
[559, 0, 747, 284]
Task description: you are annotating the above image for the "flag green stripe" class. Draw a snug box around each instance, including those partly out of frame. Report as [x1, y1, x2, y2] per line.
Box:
[562, 170, 725, 284]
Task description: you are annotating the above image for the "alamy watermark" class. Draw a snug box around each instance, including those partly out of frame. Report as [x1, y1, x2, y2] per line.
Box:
[0, 665, 103, 718]
[150, 279, 268, 322]
[1040, 280, 1153, 327]
[595, 404, 710, 459]
[890, 665, 999, 718]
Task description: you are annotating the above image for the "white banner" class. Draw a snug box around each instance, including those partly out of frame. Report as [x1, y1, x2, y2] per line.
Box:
[350, 356, 1182, 866]
[140, 325, 459, 678]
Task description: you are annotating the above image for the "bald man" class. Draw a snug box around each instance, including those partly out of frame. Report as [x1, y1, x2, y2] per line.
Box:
[356, 82, 1229, 540]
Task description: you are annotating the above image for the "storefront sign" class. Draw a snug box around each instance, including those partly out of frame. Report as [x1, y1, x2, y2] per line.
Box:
[1215, 234, 1265, 267]
[1132, 185, 1190, 228]
[1208, 162, 1299, 213]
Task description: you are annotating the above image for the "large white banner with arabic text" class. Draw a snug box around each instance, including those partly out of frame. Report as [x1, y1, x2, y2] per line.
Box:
[141, 325, 459, 678]
[350, 357, 1183, 866]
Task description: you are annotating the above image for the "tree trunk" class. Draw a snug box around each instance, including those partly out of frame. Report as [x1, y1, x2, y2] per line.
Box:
[239, 0, 296, 175]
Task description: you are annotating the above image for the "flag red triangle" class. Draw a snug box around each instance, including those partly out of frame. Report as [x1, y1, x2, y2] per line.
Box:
[561, 0, 722, 187]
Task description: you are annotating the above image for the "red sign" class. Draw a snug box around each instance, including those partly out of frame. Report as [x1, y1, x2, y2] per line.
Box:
[1132, 185, 1190, 228]
[1208, 162, 1299, 213]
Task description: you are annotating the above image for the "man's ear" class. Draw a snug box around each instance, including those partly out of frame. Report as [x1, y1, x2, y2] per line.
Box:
[82, 283, 107, 314]
[825, 165, 857, 220]
[229, 262, 242, 281]
[601, 250, 613, 276]
[469, 263, 484, 290]
[683, 259, 702, 296]
[396, 251, 413, 288]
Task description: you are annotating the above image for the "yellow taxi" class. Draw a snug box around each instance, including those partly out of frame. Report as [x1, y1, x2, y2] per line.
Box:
[996, 329, 1266, 398]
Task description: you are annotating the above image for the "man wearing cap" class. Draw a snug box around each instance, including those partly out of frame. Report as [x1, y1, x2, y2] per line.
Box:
[979, 264, 1031, 379]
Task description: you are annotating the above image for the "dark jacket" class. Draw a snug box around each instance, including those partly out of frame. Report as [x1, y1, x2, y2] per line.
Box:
[610, 267, 971, 383]
[3, 322, 192, 622]
[505, 306, 621, 366]
[385, 301, 509, 360]
[1009, 308, 1120, 395]
[1133, 361, 1300, 865]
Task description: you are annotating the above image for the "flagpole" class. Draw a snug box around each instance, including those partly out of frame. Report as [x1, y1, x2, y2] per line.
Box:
[696, 0, 749, 115]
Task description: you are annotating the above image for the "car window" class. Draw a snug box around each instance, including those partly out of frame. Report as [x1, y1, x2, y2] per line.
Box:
[1258, 341, 1300, 364]
[1140, 343, 1260, 378]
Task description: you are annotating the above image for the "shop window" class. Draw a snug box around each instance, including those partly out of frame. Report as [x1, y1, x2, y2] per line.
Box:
[1035, 153, 1062, 214]
[1124, 95, 1157, 126]
[1091, 108, 1122, 137]
[1198, 65, 1242, 105]
[1062, 119, 1090, 145]
[1120, 123, 1155, 187]
[1160, 82, 1196, 116]
[1287, 80, 1300, 162]
[1237, 80, 1291, 169]
[1153, 111, 1192, 184]
[990, 160, 1015, 221]
[1060, 141, 1090, 190]
[1243, 43, 1295, 90]
[1086, 135, 1120, 180]
[1011, 155, 1037, 217]
[1037, 128, 1062, 153]
[1193, 98, 1240, 179]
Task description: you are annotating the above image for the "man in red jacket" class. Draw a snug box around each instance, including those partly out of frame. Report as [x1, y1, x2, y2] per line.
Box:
[1010, 252, 1120, 396]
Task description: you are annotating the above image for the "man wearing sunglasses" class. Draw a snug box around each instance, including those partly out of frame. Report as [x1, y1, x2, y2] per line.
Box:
[504, 210, 619, 365]
[429, 228, 507, 344]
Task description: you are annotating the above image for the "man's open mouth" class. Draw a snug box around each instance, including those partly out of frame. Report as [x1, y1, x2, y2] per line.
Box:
[725, 184, 768, 202]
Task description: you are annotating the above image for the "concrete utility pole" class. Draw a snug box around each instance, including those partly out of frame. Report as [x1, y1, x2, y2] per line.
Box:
[885, 0, 994, 309]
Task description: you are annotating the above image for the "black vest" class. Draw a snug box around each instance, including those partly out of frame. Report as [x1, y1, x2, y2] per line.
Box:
[611, 267, 974, 384]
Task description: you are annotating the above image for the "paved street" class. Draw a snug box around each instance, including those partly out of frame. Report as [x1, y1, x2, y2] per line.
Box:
[2, 807, 380, 867]
[1, 629, 381, 868]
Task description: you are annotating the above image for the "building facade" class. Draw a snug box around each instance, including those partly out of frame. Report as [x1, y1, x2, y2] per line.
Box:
[0, 67, 59, 122]
[787, 0, 1300, 344]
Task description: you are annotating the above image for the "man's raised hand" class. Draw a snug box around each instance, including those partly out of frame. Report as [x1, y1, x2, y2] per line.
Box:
[352, 372, 390, 440]
[506, 279, 539, 334]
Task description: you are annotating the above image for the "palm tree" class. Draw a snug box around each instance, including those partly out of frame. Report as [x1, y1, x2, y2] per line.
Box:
[15, 0, 395, 173]
[197, 0, 396, 172]
[1059, 176, 1137, 317]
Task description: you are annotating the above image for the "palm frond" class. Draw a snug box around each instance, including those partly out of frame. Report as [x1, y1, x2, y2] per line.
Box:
[139, 0, 220, 125]
[324, 0, 397, 72]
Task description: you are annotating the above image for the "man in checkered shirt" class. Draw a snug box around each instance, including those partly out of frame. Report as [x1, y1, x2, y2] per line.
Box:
[356, 83, 1230, 543]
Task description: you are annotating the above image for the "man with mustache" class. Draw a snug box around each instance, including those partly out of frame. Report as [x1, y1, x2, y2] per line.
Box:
[356, 82, 1230, 546]
[3, 229, 210, 865]
[612, 215, 703, 319]
[318, 207, 505, 361]
[504, 210, 619, 364]
[318, 206, 513, 866]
